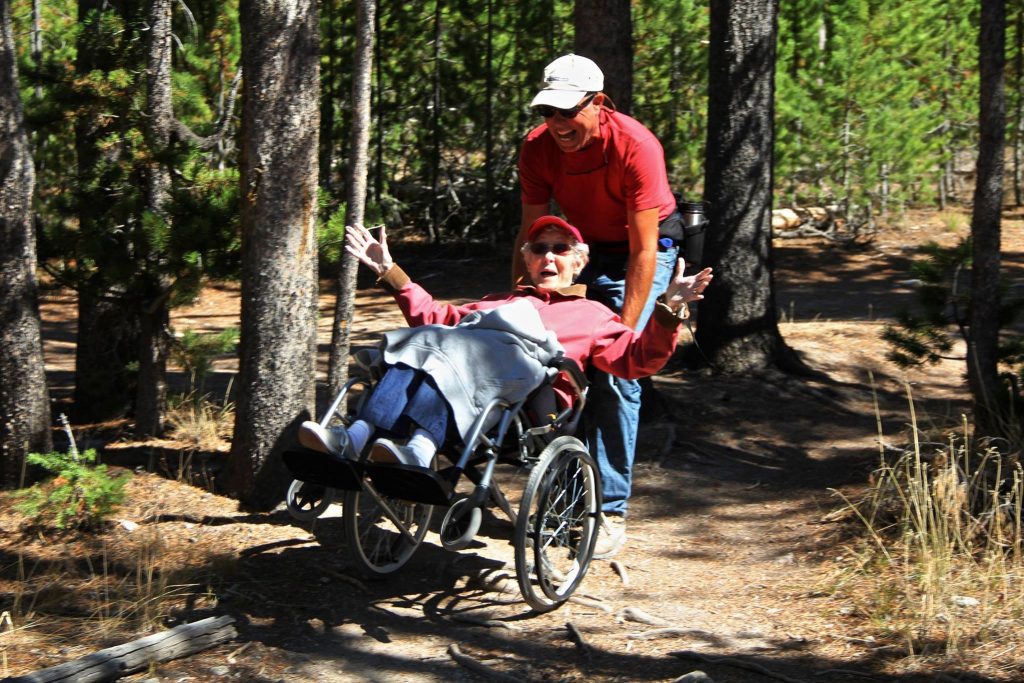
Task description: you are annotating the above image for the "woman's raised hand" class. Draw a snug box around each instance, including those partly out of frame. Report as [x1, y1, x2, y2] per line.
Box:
[664, 260, 713, 312]
[344, 224, 393, 277]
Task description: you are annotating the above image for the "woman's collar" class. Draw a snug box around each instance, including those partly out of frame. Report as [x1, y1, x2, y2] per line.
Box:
[516, 282, 587, 298]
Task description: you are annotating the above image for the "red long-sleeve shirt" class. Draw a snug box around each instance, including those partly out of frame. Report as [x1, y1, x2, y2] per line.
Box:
[378, 265, 682, 386]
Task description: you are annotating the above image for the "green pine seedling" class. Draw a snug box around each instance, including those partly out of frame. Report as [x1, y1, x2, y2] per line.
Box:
[15, 449, 130, 531]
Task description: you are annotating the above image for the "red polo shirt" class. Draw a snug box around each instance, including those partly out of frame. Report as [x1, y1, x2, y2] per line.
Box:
[519, 108, 676, 243]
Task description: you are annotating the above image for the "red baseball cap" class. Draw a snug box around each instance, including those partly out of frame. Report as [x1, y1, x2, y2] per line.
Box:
[526, 215, 585, 244]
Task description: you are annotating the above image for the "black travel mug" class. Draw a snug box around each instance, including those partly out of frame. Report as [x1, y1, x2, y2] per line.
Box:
[679, 201, 707, 274]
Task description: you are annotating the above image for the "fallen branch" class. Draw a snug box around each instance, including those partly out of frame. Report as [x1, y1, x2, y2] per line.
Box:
[447, 643, 521, 683]
[448, 614, 522, 631]
[568, 595, 613, 613]
[617, 606, 669, 627]
[629, 627, 716, 641]
[610, 560, 630, 586]
[322, 568, 369, 592]
[671, 650, 805, 683]
[7, 615, 237, 683]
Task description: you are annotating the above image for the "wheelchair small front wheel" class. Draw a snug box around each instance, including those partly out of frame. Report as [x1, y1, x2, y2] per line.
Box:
[286, 479, 335, 521]
[440, 495, 482, 551]
[514, 436, 601, 612]
[343, 485, 433, 576]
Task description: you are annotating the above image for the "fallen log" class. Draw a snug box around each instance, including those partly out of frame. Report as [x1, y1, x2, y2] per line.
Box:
[4, 615, 237, 683]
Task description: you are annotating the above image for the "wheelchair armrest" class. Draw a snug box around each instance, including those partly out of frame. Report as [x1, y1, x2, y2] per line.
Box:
[549, 356, 588, 400]
[547, 356, 588, 431]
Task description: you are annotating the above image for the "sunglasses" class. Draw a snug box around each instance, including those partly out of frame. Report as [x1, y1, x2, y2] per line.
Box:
[527, 242, 574, 256]
[532, 93, 596, 119]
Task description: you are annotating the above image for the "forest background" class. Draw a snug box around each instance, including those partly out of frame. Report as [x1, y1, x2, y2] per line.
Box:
[2, 0, 1024, 680]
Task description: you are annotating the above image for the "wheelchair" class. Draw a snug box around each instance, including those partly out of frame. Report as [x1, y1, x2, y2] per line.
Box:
[282, 350, 601, 613]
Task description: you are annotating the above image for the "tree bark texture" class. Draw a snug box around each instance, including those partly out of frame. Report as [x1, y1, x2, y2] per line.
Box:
[0, 0, 53, 488]
[968, 0, 1006, 435]
[328, 0, 375, 396]
[72, 0, 138, 422]
[135, 0, 174, 438]
[574, 0, 632, 114]
[224, 0, 320, 509]
[696, 0, 788, 374]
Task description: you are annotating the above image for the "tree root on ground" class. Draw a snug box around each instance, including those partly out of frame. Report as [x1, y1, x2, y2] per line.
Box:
[616, 606, 670, 626]
[565, 621, 592, 657]
[610, 560, 630, 586]
[448, 643, 522, 683]
[448, 613, 522, 631]
[671, 650, 805, 683]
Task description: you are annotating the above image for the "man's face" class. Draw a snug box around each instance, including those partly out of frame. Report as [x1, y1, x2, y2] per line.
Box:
[543, 93, 602, 154]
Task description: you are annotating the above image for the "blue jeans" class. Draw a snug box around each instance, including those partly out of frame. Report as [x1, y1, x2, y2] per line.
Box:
[359, 364, 451, 446]
[576, 245, 678, 514]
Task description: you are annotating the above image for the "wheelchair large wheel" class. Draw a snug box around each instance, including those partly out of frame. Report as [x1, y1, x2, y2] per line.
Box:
[514, 435, 600, 612]
[343, 484, 434, 576]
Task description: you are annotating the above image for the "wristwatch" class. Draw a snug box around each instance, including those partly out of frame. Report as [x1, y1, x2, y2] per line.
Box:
[656, 294, 689, 321]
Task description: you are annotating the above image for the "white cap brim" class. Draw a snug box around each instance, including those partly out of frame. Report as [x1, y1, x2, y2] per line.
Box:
[530, 89, 589, 110]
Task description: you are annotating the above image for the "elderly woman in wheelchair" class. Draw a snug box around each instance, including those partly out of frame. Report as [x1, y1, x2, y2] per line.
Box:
[284, 215, 712, 611]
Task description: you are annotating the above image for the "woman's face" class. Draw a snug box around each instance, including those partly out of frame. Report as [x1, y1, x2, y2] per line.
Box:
[524, 228, 584, 291]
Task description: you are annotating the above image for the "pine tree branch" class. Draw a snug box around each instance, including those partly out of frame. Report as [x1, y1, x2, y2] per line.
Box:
[172, 67, 242, 150]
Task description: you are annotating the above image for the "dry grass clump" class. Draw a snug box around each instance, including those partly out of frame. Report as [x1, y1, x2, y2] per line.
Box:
[164, 390, 234, 452]
[831, 385, 1024, 676]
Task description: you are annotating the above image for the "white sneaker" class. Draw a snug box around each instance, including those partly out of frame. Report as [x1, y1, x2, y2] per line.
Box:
[369, 438, 431, 468]
[298, 421, 354, 459]
[593, 513, 626, 559]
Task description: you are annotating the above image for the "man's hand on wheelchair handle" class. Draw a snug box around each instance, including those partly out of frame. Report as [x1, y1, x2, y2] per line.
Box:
[345, 224, 394, 277]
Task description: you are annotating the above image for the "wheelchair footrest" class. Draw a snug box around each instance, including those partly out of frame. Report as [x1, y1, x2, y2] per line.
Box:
[283, 449, 363, 491]
[363, 463, 456, 506]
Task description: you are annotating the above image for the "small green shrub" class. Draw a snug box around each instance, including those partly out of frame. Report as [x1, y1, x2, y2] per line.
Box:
[169, 327, 239, 396]
[15, 449, 130, 531]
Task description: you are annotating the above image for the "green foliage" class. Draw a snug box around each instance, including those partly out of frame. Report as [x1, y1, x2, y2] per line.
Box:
[15, 449, 129, 531]
[775, 0, 977, 224]
[883, 239, 971, 367]
[884, 238, 1024, 403]
[318, 200, 349, 268]
[633, 1, 709, 194]
[169, 328, 239, 395]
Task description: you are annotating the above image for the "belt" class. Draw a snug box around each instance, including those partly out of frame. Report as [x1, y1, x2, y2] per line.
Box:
[589, 239, 678, 254]
[590, 211, 683, 254]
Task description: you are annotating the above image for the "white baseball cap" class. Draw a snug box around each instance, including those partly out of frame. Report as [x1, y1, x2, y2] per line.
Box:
[530, 54, 604, 110]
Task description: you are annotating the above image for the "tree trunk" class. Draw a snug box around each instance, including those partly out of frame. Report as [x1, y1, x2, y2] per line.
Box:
[0, 0, 53, 488]
[1014, 3, 1022, 206]
[223, 0, 320, 510]
[135, 0, 174, 438]
[373, 5, 383, 205]
[574, 0, 632, 114]
[328, 0, 376, 397]
[429, 0, 442, 241]
[968, 0, 1006, 436]
[72, 0, 138, 423]
[696, 0, 793, 374]
[484, 0, 495, 243]
[319, 0, 336, 193]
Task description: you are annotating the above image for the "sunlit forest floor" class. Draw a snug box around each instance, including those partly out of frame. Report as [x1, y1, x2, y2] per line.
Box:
[3, 207, 1024, 682]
